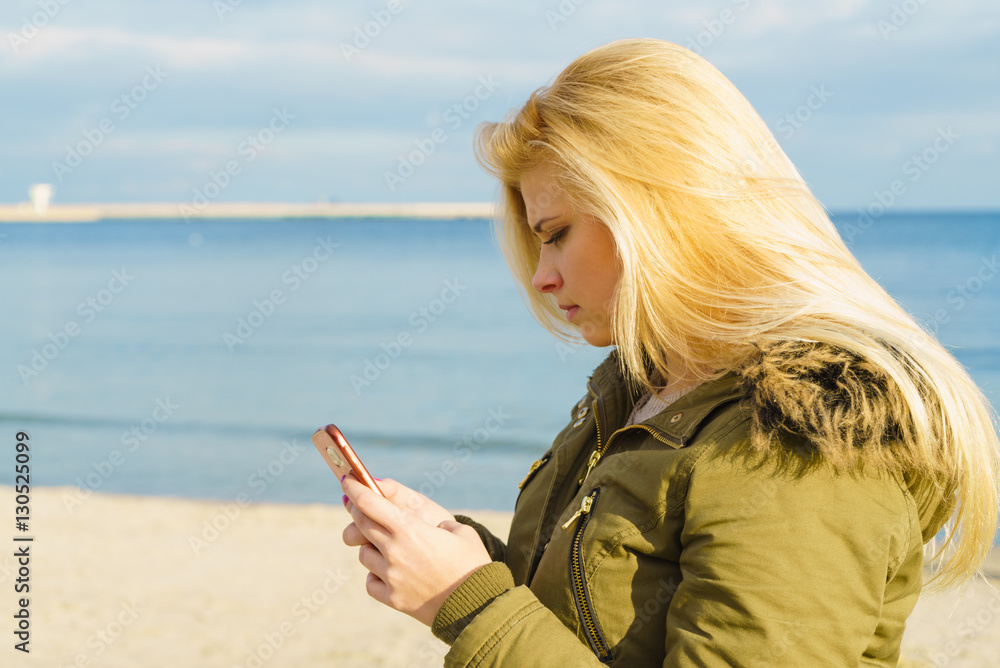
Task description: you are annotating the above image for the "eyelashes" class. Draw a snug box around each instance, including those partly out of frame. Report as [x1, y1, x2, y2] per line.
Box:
[542, 229, 566, 246]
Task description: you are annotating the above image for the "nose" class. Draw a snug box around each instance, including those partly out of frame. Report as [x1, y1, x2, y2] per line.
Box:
[531, 249, 562, 293]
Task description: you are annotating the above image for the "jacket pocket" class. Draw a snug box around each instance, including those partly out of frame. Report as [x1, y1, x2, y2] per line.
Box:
[565, 487, 613, 664]
[513, 452, 553, 515]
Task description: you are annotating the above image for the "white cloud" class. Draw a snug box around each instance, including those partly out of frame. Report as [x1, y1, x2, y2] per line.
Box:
[0, 0, 997, 206]
[9, 26, 258, 70]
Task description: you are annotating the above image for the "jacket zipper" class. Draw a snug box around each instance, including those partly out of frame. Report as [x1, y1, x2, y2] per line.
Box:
[563, 487, 612, 663]
[518, 452, 551, 490]
[578, 389, 605, 485]
[579, 388, 683, 485]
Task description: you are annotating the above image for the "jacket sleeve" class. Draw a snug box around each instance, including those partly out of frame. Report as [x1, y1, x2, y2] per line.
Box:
[453, 514, 508, 563]
[432, 562, 617, 667]
[664, 445, 918, 666]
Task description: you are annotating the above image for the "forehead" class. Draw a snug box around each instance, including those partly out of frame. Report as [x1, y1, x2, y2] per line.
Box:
[519, 164, 569, 219]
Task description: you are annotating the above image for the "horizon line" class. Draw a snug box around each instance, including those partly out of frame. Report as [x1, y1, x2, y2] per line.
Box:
[0, 201, 496, 223]
[1, 201, 998, 223]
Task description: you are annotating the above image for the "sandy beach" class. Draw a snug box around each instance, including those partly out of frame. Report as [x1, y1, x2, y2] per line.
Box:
[3, 486, 998, 667]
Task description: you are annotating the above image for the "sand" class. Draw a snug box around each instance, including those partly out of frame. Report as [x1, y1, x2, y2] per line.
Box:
[2, 486, 998, 667]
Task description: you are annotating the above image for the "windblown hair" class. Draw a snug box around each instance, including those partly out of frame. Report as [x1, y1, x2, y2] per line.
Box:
[474, 38, 999, 587]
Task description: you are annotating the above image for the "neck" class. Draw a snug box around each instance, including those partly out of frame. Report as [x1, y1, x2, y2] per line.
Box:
[656, 378, 703, 404]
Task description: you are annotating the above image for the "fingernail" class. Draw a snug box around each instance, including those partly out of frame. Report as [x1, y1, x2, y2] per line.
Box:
[339, 474, 346, 483]
[374, 477, 382, 481]
[342, 494, 348, 505]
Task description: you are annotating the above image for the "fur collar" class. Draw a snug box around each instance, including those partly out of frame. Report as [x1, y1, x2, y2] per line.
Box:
[736, 339, 910, 471]
[735, 338, 954, 540]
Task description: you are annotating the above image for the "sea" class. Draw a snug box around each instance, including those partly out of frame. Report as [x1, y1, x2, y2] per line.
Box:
[1, 213, 998, 536]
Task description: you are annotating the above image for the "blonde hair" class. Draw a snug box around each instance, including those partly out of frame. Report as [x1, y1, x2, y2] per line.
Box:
[474, 38, 999, 588]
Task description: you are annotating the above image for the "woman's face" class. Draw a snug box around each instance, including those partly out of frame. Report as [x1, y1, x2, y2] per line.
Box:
[520, 164, 620, 347]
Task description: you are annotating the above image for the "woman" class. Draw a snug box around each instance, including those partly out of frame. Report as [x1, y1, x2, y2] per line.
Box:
[341, 38, 1000, 666]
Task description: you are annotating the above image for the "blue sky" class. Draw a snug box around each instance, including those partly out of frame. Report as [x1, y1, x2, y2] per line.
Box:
[1, 0, 997, 209]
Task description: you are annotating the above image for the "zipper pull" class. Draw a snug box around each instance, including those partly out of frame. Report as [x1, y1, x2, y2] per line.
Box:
[518, 457, 546, 489]
[578, 450, 602, 485]
[562, 493, 595, 530]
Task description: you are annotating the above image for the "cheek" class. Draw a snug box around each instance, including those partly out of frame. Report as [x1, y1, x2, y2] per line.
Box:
[594, 260, 620, 306]
[587, 226, 620, 304]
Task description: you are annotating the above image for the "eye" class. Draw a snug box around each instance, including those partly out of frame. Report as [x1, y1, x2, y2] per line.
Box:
[542, 229, 566, 246]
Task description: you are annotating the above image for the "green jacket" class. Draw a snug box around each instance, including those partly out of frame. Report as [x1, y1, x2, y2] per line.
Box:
[433, 343, 950, 666]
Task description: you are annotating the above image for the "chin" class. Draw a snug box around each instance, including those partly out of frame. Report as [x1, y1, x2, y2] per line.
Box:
[579, 323, 614, 348]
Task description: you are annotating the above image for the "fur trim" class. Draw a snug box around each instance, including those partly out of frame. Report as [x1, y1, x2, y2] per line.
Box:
[737, 340, 907, 470]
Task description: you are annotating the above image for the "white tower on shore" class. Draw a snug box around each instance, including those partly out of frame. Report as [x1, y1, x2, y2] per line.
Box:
[29, 183, 53, 214]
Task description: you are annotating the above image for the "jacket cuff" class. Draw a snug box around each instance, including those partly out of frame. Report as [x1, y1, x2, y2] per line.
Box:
[432, 561, 515, 645]
[453, 514, 507, 562]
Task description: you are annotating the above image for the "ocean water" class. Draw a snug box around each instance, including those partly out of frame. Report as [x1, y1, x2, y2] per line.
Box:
[1, 213, 998, 525]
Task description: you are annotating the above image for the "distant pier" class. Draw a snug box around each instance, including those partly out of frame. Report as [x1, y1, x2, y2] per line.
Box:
[0, 201, 494, 222]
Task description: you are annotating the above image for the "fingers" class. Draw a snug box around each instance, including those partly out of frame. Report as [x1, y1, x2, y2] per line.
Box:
[438, 520, 475, 536]
[342, 521, 372, 547]
[343, 475, 455, 529]
[358, 542, 386, 575]
[365, 571, 389, 606]
[373, 477, 401, 498]
[437, 522, 488, 563]
[342, 474, 406, 532]
[369, 477, 428, 516]
[346, 497, 391, 550]
[359, 545, 393, 610]
[340, 497, 494, 626]
[380, 478, 456, 527]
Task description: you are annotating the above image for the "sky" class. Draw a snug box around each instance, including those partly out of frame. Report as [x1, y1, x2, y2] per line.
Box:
[1, 0, 998, 210]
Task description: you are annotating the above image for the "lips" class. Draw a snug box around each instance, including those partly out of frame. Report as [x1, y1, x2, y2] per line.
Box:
[559, 304, 580, 321]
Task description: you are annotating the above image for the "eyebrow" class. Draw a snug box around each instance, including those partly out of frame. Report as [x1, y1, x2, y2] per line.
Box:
[530, 215, 558, 235]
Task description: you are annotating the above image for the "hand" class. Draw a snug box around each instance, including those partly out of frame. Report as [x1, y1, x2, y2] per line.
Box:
[341, 474, 492, 626]
[375, 477, 457, 528]
[341, 477, 455, 546]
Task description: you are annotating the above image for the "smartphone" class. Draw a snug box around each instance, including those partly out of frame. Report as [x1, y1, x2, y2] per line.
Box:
[311, 424, 385, 497]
